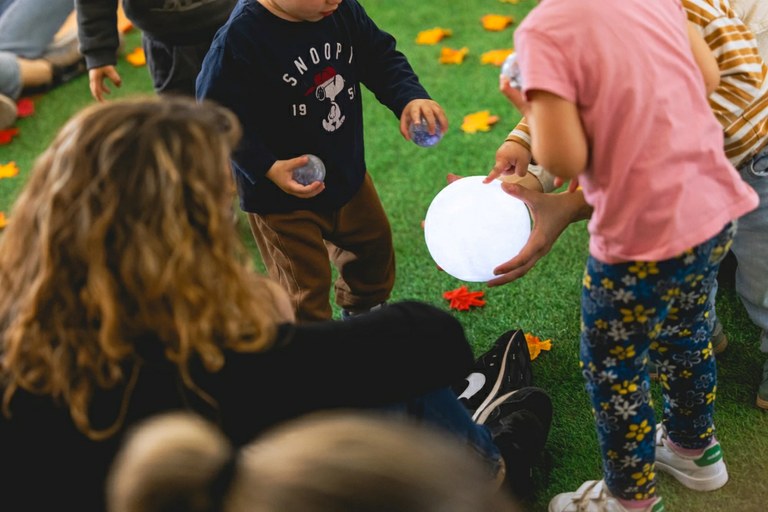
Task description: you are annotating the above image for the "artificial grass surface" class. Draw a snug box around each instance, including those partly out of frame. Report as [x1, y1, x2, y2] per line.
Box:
[1, 1, 767, 510]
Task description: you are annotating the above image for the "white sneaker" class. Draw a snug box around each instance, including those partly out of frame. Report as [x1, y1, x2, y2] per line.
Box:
[549, 480, 664, 512]
[654, 426, 728, 491]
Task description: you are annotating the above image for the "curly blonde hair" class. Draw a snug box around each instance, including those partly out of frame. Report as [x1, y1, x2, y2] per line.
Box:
[0, 96, 284, 440]
[107, 412, 520, 512]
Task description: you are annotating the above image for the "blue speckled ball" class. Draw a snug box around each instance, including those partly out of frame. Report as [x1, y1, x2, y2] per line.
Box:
[409, 118, 443, 147]
[293, 154, 326, 185]
[500, 52, 523, 90]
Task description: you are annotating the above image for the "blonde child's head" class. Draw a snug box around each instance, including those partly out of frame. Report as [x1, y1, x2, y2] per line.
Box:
[108, 411, 519, 512]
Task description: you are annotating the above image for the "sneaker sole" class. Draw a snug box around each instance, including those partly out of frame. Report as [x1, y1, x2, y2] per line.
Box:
[655, 460, 729, 491]
[470, 333, 516, 423]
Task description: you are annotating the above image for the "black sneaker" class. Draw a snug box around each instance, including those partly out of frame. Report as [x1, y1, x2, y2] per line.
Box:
[479, 387, 553, 499]
[453, 329, 532, 420]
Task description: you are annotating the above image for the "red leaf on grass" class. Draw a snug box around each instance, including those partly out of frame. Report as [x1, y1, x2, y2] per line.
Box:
[0, 128, 19, 145]
[443, 285, 486, 311]
[16, 98, 34, 118]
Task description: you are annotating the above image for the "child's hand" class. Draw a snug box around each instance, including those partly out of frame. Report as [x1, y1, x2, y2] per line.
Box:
[400, 99, 448, 140]
[265, 156, 325, 199]
[499, 76, 529, 116]
[88, 65, 123, 102]
[485, 139, 533, 182]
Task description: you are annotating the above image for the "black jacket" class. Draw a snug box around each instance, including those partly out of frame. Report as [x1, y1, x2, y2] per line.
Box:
[76, 0, 237, 69]
[0, 301, 473, 511]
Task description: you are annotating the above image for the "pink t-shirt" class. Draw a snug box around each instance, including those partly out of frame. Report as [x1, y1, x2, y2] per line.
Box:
[515, 0, 759, 263]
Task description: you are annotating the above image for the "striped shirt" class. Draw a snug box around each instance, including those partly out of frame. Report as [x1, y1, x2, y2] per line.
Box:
[507, 0, 768, 171]
[687, 0, 768, 167]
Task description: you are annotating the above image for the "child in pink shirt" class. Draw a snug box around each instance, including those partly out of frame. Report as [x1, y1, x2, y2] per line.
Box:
[507, 0, 759, 510]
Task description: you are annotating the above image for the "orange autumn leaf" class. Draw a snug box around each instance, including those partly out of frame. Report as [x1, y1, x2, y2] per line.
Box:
[461, 111, 500, 133]
[481, 14, 514, 31]
[524, 332, 552, 361]
[0, 212, 6, 229]
[439, 46, 469, 64]
[481, 48, 514, 66]
[416, 27, 452, 45]
[126, 47, 146, 67]
[443, 286, 486, 311]
[499, 0, 520, 4]
[0, 161, 19, 179]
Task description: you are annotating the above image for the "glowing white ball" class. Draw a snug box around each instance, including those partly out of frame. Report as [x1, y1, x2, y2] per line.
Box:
[424, 176, 531, 282]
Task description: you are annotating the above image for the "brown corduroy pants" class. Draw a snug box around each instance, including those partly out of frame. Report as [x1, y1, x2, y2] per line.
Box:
[247, 173, 395, 323]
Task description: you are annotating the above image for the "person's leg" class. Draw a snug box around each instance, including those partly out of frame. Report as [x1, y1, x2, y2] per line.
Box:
[326, 173, 395, 316]
[389, 385, 553, 499]
[399, 388, 502, 474]
[247, 210, 334, 323]
[652, 224, 734, 490]
[0, 0, 72, 57]
[731, 148, 768, 406]
[578, 255, 659, 505]
[143, 34, 214, 97]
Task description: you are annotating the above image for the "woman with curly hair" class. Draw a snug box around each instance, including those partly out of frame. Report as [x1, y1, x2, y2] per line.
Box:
[0, 96, 547, 511]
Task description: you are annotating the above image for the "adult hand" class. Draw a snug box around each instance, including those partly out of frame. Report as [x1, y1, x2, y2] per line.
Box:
[400, 99, 449, 140]
[487, 183, 591, 287]
[485, 139, 533, 182]
[88, 65, 122, 102]
[265, 156, 326, 199]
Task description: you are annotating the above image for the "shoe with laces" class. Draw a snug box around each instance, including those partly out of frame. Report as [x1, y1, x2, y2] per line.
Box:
[549, 480, 665, 512]
[453, 329, 532, 419]
[479, 387, 552, 499]
[649, 320, 727, 379]
[654, 426, 728, 491]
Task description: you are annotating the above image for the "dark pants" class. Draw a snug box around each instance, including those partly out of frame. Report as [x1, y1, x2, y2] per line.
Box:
[142, 34, 214, 96]
[248, 173, 396, 323]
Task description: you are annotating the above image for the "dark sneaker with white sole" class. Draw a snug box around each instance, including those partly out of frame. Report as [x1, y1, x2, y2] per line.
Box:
[453, 329, 532, 421]
[478, 387, 553, 499]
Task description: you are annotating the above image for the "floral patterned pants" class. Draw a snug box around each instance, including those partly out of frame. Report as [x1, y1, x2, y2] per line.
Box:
[580, 223, 736, 500]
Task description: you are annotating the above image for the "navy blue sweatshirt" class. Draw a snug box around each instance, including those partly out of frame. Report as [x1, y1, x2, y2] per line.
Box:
[196, 0, 431, 214]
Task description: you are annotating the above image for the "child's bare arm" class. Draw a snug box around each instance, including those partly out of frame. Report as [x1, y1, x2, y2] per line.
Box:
[687, 21, 720, 95]
[526, 90, 588, 180]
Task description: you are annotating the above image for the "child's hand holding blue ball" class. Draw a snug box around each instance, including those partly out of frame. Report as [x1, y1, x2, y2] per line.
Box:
[409, 117, 443, 147]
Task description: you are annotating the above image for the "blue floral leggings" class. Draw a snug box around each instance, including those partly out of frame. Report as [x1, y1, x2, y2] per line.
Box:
[580, 223, 736, 501]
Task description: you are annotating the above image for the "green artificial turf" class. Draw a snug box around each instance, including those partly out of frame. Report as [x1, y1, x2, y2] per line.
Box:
[1, 2, 767, 510]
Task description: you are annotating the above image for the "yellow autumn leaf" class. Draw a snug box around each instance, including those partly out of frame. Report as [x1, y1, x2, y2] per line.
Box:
[0, 161, 19, 179]
[481, 48, 514, 66]
[524, 332, 553, 361]
[0, 212, 7, 230]
[416, 27, 452, 45]
[439, 47, 469, 65]
[499, 0, 520, 4]
[126, 47, 146, 67]
[481, 14, 515, 31]
[461, 111, 500, 133]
